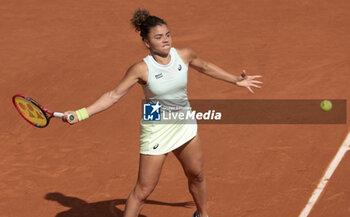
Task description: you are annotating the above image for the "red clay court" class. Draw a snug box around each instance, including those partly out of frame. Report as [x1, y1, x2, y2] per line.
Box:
[1, 0, 349, 216]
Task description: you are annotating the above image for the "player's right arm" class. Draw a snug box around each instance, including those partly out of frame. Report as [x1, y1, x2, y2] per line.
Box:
[64, 61, 147, 124]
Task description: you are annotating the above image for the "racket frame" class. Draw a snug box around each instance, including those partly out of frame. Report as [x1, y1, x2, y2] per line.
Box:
[12, 94, 63, 128]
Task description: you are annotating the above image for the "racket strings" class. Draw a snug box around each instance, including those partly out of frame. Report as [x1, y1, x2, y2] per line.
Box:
[14, 96, 48, 127]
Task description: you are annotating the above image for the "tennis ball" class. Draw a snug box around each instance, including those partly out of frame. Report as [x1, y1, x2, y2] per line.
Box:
[320, 100, 332, 112]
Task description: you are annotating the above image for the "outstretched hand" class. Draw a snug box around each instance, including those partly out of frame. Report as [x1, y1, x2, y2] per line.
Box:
[236, 70, 263, 94]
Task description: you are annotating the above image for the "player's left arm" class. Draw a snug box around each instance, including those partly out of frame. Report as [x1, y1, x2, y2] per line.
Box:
[179, 48, 263, 93]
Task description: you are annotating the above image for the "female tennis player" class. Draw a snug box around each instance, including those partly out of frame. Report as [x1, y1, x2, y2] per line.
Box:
[63, 9, 262, 217]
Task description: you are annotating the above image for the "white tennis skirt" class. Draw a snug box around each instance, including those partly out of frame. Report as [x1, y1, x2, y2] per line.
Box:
[139, 118, 197, 155]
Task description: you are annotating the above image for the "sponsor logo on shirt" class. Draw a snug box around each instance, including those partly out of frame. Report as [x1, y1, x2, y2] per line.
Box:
[155, 73, 163, 79]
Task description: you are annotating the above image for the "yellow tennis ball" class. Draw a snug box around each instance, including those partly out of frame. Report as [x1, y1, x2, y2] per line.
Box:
[320, 100, 332, 112]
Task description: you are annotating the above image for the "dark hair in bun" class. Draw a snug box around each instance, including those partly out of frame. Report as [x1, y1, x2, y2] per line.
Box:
[130, 9, 167, 40]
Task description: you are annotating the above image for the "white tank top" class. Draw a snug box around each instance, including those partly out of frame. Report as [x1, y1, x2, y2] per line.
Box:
[142, 48, 190, 111]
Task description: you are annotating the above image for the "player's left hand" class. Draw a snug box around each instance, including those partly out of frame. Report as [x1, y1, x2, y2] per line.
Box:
[236, 70, 263, 94]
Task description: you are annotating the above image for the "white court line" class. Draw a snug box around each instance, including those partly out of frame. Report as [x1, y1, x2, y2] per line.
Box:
[299, 132, 350, 217]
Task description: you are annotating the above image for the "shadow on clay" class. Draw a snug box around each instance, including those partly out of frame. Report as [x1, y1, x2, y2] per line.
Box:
[45, 192, 195, 217]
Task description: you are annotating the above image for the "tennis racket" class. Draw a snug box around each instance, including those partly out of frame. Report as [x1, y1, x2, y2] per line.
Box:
[12, 94, 74, 128]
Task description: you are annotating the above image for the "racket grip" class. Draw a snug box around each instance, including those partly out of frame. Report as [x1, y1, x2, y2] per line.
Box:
[53, 112, 64, 118]
[53, 112, 74, 121]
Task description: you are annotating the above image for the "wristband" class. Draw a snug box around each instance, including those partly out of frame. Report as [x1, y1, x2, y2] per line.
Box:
[75, 108, 89, 121]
